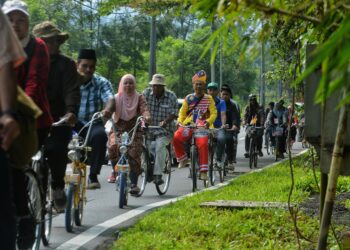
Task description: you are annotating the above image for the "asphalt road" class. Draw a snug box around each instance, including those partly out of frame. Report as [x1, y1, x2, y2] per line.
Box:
[41, 132, 304, 250]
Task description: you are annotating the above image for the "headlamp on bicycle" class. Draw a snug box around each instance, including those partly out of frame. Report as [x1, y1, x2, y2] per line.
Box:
[119, 145, 127, 154]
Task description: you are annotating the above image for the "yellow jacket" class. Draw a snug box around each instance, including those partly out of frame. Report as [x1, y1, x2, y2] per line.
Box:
[178, 93, 217, 128]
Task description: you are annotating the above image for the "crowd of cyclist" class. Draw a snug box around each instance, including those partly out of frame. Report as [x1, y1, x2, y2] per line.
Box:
[0, 1, 303, 249]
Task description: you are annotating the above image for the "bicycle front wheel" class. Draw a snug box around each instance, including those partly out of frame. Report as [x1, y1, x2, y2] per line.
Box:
[74, 175, 85, 226]
[65, 184, 75, 232]
[136, 147, 149, 197]
[118, 172, 127, 208]
[208, 143, 215, 186]
[41, 168, 53, 246]
[24, 168, 43, 250]
[156, 147, 172, 195]
[190, 145, 197, 192]
[249, 138, 254, 169]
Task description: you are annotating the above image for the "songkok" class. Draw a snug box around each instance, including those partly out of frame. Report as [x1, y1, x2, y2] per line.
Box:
[192, 70, 206, 83]
[78, 49, 96, 60]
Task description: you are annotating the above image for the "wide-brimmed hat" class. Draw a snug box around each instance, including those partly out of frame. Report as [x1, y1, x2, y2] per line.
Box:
[149, 74, 166, 86]
[32, 21, 69, 44]
[2, 0, 29, 16]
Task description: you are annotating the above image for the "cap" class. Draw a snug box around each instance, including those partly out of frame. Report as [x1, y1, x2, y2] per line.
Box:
[32, 21, 69, 44]
[192, 70, 207, 83]
[207, 82, 218, 89]
[2, 0, 29, 16]
[149, 74, 166, 86]
[78, 49, 96, 60]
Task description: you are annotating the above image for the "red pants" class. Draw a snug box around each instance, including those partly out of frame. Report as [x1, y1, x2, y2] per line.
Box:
[172, 127, 208, 172]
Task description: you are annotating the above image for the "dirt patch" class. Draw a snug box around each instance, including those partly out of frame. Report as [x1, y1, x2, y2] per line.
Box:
[300, 191, 350, 229]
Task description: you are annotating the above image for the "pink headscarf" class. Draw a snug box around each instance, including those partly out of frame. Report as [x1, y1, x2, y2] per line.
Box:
[113, 74, 139, 123]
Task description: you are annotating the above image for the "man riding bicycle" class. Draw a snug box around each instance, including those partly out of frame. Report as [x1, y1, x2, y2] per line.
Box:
[243, 94, 265, 158]
[206, 82, 227, 170]
[143, 74, 178, 185]
[172, 70, 217, 180]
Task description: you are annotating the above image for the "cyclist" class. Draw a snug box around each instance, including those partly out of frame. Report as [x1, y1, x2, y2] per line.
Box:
[220, 84, 241, 167]
[103, 74, 151, 194]
[206, 82, 227, 169]
[0, 7, 25, 249]
[3, 1, 52, 248]
[266, 99, 288, 158]
[172, 70, 217, 180]
[76, 49, 114, 189]
[32, 21, 81, 210]
[143, 74, 178, 185]
[243, 94, 265, 158]
[264, 101, 275, 149]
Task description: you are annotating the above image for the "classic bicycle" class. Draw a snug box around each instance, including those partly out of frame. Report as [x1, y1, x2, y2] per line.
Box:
[141, 126, 172, 195]
[113, 116, 144, 208]
[246, 125, 264, 169]
[31, 117, 69, 245]
[180, 123, 209, 192]
[64, 112, 102, 232]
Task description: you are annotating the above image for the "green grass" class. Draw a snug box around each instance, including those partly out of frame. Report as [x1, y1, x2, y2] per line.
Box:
[111, 153, 345, 250]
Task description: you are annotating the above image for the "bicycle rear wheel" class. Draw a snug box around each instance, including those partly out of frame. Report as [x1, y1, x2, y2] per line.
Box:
[156, 147, 172, 195]
[23, 168, 43, 250]
[41, 168, 53, 246]
[190, 145, 197, 192]
[136, 147, 149, 197]
[65, 184, 75, 232]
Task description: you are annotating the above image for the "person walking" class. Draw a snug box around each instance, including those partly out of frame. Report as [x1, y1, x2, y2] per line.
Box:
[32, 21, 81, 210]
[143, 74, 178, 184]
[76, 49, 114, 189]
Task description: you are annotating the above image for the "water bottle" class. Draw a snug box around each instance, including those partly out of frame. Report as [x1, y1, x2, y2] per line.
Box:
[121, 132, 129, 145]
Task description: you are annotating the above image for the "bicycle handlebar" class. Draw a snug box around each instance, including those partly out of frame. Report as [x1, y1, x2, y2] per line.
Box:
[52, 117, 71, 127]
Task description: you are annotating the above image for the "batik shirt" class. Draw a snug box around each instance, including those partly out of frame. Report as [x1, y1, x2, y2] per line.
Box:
[78, 74, 114, 124]
[177, 93, 217, 128]
[143, 87, 178, 138]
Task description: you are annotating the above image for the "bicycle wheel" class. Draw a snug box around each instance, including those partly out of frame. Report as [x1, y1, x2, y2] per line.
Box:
[118, 172, 127, 208]
[74, 175, 85, 226]
[254, 143, 258, 168]
[208, 142, 215, 186]
[156, 147, 172, 195]
[24, 169, 43, 250]
[41, 168, 53, 246]
[249, 137, 254, 169]
[265, 134, 270, 155]
[190, 145, 197, 192]
[136, 147, 148, 197]
[65, 184, 75, 232]
[275, 136, 280, 161]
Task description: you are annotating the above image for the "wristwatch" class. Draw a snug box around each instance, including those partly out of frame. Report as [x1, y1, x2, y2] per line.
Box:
[1, 109, 18, 121]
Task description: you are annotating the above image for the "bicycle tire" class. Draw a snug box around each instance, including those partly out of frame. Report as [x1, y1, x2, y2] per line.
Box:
[65, 184, 75, 232]
[23, 168, 43, 250]
[275, 136, 280, 161]
[249, 137, 254, 169]
[41, 168, 53, 246]
[136, 147, 148, 197]
[190, 145, 197, 192]
[156, 147, 172, 195]
[74, 176, 85, 226]
[254, 143, 258, 168]
[208, 142, 215, 186]
[118, 172, 127, 208]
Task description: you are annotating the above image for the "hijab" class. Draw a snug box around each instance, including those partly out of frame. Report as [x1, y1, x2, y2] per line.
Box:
[113, 74, 139, 123]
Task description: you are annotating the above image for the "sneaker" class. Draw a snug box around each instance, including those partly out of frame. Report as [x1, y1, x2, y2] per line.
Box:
[258, 150, 264, 157]
[53, 188, 67, 210]
[199, 172, 208, 180]
[129, 185, 140, 195]
[107, 172, 116, 183]
[154, 175, 164, 185]
[87, 180, 101, 189]
[244, 152, 249, 158]
[17, 216, 36, 249]
[178, 158, 190, 169]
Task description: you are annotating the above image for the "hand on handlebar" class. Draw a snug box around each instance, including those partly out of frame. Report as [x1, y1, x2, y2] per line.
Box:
[63, 112, 77, 126]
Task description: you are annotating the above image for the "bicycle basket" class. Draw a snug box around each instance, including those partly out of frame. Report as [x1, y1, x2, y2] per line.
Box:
[272, 126, 284, 136]
[246, 126, 256, 137]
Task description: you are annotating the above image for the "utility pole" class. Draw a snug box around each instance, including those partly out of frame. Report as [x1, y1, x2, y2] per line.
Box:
[219, 39, 223, 89]
[210, 21, 215, 83]
[149, 16, 156, 81]
[260, 41, 266, 107]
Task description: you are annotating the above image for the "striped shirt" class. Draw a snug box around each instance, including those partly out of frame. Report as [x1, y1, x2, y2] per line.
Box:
[78, 74, 114, 123]
[143, 87, 178, 137]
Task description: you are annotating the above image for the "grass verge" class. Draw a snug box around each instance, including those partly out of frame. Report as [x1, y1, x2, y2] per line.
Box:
[111, 151, 348, 249]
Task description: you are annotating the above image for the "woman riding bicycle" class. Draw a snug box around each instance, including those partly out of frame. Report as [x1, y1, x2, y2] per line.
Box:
[172, 70, 217, 180]
[103, 74, 151, 195]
